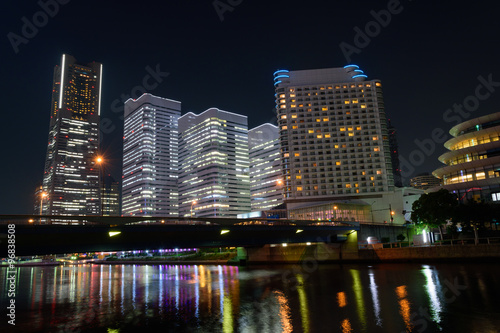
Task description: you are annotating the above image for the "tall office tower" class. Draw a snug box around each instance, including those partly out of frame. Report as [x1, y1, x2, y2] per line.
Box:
[122, 94, 181, 216]
[41, 54, 102, 220]
[274, 65, 394, 203]
[249, 123, 283, 211]
[102, 175, 120, 216]
[388, 119, 403, 187]
[178, 108, 251, 218]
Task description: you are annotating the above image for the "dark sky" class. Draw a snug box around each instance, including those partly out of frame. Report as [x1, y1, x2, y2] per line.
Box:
[1, 0, 499, 214]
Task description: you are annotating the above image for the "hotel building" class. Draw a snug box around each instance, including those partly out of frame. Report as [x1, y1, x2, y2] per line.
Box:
[122, 94, 181, 216]
[40, 54, 102, 219]
[249, 123, 283, 211]
[433, 112, 500, 202]
[178, 108, 251, 217]
[274, 65, 394, 204]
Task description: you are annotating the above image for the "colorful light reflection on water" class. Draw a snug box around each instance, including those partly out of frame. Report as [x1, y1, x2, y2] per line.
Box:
[1, 263, 500, 332]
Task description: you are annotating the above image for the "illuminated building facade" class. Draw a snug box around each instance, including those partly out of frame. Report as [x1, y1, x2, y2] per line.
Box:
[41, 54, 102, 219]
[249, 123, 283, 210]
[122, 94, 181, 216]
[433, 112, 500, 202]
[410, 173, 441, 190]
[102, 175, 120, 216]
[274, 65, 394, 203]
[178, 108, 250, 217]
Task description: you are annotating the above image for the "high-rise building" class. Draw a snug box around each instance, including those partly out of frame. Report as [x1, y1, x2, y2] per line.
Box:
[248, 123, 283, 211]
[122, 94, 181, 216]
[388, 119, 403, 187]
[178, 108, 250, 217]
[41, 54, 102, 220]
[102, 175, 120, 216]
[274, 65, 394, 203]
[433, 111, 500, 202]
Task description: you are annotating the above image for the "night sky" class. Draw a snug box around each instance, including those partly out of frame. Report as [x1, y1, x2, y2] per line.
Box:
[1, 0, 499, 214]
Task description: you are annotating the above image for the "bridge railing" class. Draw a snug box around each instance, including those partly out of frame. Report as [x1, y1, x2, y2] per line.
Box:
[0, 215, 361, 228]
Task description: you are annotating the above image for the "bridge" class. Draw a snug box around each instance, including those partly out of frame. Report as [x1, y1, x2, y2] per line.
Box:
[0, 215, 360, 257]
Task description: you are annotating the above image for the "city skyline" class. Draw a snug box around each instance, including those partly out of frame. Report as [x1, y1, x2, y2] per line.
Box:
[1, 1, 500, 214]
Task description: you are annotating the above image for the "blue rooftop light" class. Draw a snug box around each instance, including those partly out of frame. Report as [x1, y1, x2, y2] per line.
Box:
[352, 74, 368, 79]
[344, 64, 360, 69]
[274, 75, 290, 80]
[274, 80, 282, 86]
[274, 69, 289, 76]
[354, 69, 364, 73]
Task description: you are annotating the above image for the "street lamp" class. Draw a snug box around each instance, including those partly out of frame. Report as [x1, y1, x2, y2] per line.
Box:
[191, 200, 197, 220]
[95, 156, 104, 216]
[39, 192, 47, 225]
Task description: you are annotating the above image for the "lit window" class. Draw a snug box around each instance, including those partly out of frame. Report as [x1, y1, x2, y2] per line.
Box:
[297, 186, 303, 191]
[296, 175, 302, 179]
[346, 184, 351, 188]
[340, 127, 346, 131]
[294, 153, 300, 157]
[290, 94, 296, 97]
[344, 100, 350, 104]
[323, 118, 329, 121]
[292, 125, 298, 129]
[308, 129, 314, 134]
[317, 134, 323, 138]
[336, 161, 341, 165]
[325, 134, 331, 138]
[356, 126, 361, 130]
[374, 147, 380, 152]
[377, 170, 382, 175]
[281, 115, 287, 119]
[376, 82, 381, 87]
[361, 104, 366, 109]
[372, 136, 378, 140]
[348, 133, 354, 137]
[291, 114, 297, 118]
[476, 172, 486, 180]
[282, 126, 288, 130]
[284, 153, 289, 158]
[322, 107, 328, 111]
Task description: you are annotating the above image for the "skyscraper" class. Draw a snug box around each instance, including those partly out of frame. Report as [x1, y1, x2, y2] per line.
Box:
[388, 119, 403, 187]
[248, 123, 283, 211]
[41, 54, 102, 220]
[102, 175, 120, 216]
[121, 94, 181, 216]
[274, 65, 394, 203]
[178, 108, 250, 217]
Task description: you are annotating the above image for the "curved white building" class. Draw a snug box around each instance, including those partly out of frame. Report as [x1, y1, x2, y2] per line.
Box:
[433, 112, 500, 202]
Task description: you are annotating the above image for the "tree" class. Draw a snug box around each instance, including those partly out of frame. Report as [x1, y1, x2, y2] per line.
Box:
[411, 189, 458, 242]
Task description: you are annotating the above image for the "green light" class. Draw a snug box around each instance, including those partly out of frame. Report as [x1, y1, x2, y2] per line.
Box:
[296, 229, 303, 233]
[108, 231, 121, 237]
[220, 229, 230, 235]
